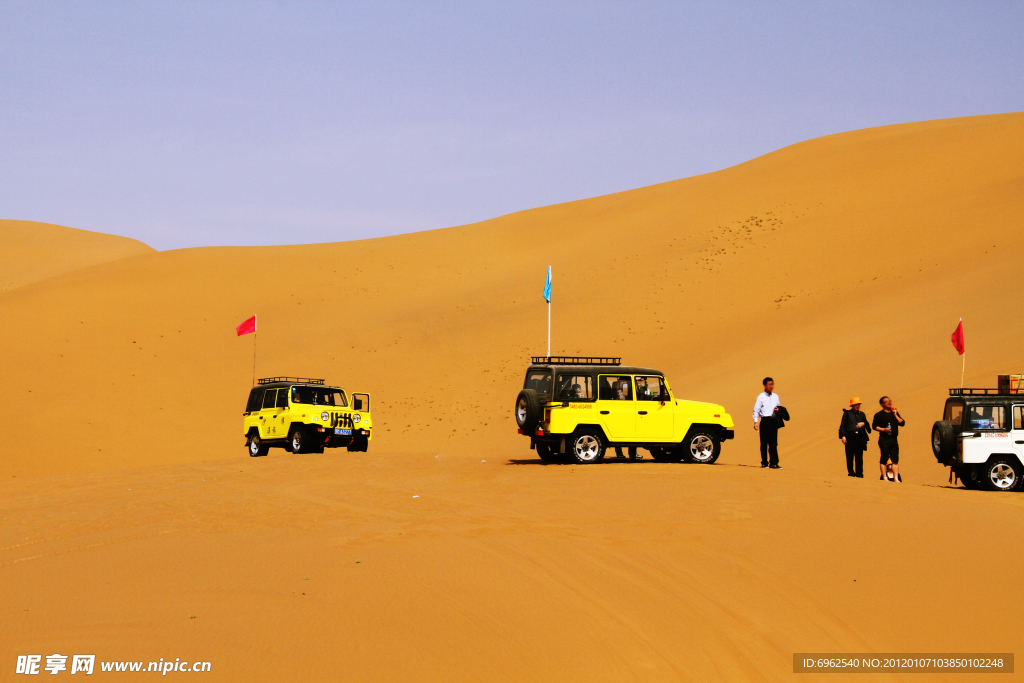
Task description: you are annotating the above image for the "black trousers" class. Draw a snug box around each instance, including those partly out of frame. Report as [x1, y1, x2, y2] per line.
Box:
[759, 421, 779, 466]
[844, 441, 864, 476]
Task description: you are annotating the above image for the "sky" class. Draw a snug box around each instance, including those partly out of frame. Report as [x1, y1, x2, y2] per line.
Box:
[1, 1, 1022, 250]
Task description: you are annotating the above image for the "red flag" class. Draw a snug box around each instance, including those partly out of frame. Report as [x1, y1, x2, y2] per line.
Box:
[951, 319, 964, 355]
[236, 315, 257, 336]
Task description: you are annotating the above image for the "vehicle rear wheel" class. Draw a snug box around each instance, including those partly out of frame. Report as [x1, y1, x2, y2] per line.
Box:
[247, 433, 268, 457]
[683, 431, 721, 464]
[982, 458, 1021, 491]
[536, 443, 560, 463]
[649, 447, 683, 463]
[957, 466, 982, 489]
[515, 389, 542, 431]
[567, 431, 605, 464]
[931, 421, 956, 465]
[289, 426, 307, 454]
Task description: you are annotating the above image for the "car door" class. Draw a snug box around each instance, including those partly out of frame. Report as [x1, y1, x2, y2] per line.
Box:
[259, 388, 280, 436]
[1012, 405, 1024, 466]
[635, 375, 674, 441]
[596, 375, 635, 441]
[274, 387, 292, 436]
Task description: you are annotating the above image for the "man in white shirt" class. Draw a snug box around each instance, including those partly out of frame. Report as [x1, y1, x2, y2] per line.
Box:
[753, 377, 782, 469]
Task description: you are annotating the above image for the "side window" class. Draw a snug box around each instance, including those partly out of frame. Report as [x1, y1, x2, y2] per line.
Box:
[598, 376, 632, 401]
[1014, 406, 1024, 430]
[524, 370, 553, 397]
[262, 389, 278, 410]
[291, 386, 310, 404]
[944, 402, 964, 426]
[353, 393, 369, 411]
[246, 388, 265, 412]
[555, 374, 594, 401]
[969, 405, 1006, 430]
[635, 376, 669, 401]
[276, 388, 290, 409]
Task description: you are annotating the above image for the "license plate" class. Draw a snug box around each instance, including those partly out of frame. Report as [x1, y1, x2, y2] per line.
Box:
[334, 428, 352, 436]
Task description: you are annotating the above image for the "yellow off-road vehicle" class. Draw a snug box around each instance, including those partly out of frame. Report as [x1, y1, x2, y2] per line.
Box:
[243, 377, 372, 457]
[515, 357, 734, 464]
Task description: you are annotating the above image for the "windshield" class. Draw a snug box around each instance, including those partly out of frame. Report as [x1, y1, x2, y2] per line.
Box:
[291, 386, 347, 406]
[524, 370, 553, 397]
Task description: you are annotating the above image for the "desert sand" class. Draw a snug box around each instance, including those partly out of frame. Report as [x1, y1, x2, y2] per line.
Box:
[2, 113, 1023, 680]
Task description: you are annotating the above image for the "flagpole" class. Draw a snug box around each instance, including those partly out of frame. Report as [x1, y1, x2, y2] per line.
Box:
[252, 332, 257, 386]
[961, 351, 965, 389]
[547, 299, 551, 359]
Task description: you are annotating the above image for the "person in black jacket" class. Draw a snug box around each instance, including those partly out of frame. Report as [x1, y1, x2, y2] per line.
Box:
[872, 396, 906, 482]
[838, 398, 871, 477]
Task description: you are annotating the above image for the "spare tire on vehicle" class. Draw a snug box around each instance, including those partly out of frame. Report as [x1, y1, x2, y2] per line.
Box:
[931, 420, 956, 464]
[515, 389, 542, 431]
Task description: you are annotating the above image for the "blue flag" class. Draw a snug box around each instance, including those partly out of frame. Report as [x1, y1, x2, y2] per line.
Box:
[542, 266, 552, 303]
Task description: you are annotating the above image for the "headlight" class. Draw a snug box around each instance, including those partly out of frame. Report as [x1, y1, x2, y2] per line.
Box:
[353, 413, 361, 424]
[321, 412, 329, 421]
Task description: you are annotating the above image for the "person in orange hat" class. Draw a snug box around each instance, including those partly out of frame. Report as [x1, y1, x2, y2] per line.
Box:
[838, 397, 871, 477]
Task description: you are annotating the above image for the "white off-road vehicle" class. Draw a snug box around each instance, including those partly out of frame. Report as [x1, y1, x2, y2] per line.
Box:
[932, 388, 1024, 491]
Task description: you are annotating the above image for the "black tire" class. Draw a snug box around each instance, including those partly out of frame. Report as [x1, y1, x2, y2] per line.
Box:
[682, 430, 721, 464]
[931, 421, 956, 464]
[649, 447, 683, 463]
[566, 430, 605, 464]
[515, 389, 542, 431]
[247, 432, 269, 457]
[347, 436, 368, 452]
[982, 458, 1022, 492]
[288, 426, 307, 454]
[536, 443, 560, 463]
[959, 466, 983, 489]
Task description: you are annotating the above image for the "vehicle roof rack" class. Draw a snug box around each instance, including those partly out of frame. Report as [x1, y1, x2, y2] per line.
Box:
[530, 356, 621, 366]
[949, 388, 1020, 396]
[258, 377, 325, 385]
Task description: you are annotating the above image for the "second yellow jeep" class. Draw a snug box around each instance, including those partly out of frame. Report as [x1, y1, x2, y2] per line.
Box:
[514, 357, 734, 464]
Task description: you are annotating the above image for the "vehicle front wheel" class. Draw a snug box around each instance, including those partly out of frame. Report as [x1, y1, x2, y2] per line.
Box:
[567, 431, 605, 464]
[683, 431, 721, 464]
[982, 458, 1021, 491]
[247, 433, 268, 457]
[289, 426, 307, 454]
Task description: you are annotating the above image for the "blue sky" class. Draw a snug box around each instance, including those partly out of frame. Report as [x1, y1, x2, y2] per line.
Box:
[1, 1, 1021, 250]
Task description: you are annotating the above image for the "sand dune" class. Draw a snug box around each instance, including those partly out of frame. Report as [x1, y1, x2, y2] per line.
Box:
[0, 219, 154, 293]
[2, 113, 1024, 681]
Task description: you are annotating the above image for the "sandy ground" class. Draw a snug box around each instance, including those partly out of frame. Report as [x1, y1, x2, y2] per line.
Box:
[2, 113, 1024, 680]
[0, 219, 153, 293]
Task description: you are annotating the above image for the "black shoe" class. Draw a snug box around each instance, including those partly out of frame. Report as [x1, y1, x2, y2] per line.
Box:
[769, 465, 782, 469]
[856, 474, 864, 478]
[847, 473, 855, 477]
[761, 464, 769, 468]
[879, 475, 884, 480]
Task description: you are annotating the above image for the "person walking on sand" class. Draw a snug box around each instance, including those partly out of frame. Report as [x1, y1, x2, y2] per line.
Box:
[753, 377, 782, 469]
[838, 398, 871, 478]
[872, 396, 906, 482]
